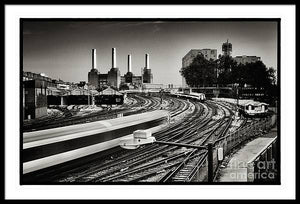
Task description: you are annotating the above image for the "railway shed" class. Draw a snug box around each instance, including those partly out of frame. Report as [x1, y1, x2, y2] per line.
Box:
[237, 100, 268, 116]
[95, 87, 124, 105]
[213, 98, 268, 116]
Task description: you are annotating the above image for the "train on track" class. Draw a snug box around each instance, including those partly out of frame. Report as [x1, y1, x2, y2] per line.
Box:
[171, 91, 206, 102]
[22, 110, 170, 174]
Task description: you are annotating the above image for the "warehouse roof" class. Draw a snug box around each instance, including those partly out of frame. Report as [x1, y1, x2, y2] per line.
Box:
[100, 87, 123, 95]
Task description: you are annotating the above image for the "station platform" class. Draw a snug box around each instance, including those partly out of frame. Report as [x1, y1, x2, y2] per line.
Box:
[216, 127, 277, 182]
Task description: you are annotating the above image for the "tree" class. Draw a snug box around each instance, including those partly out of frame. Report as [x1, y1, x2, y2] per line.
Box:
[216, 55, 238, 86]
[231, 63, 246, 87]
[180, 54, 216, 87]
[267, 67, 277, 85]
[264, 67, 278, 105]
[240, 61, 271, 88]
[231, 61, 278, 104]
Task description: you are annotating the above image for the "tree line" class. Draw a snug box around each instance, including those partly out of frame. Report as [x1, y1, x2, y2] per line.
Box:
[181, 54, 277, 88]
[180, 54, 278, 103]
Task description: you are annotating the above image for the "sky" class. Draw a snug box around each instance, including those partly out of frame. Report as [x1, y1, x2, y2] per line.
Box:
[22, 20, 278, 86]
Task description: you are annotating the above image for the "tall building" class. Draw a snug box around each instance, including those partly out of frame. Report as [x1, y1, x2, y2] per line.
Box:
[88, 49, 100, 89]
[182, 49, 217, 68]
[88, 69, 99, 89]
[222, 39, 232, 56]
[181, 49, 217, 87]
[107, 48, 121, 89]
[122, 54, 143, 87]
[107, 68, 121, 88]
[124, 54, 133, 83]
[142, 54, 153, 83]
[234, 55, 261, 65]
[23, 79, 47, 119]
[142, 68, 153, 83]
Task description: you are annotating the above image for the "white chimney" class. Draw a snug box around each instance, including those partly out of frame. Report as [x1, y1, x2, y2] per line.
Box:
[92, 49, 96, 69]
[145, 53, 149, 69]
[128, 55, 132, 73]
[112, 48, 116, 68]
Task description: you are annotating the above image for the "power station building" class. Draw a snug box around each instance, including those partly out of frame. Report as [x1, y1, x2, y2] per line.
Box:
[122, 54, 143, 87]
[88, 48, 120, 90]
[124, 54, 133, 83]
[88, 49, 101, 89]
[107, 48, 121, 88]
[142, 54, 153, 83]
[88, 48, 152, 90]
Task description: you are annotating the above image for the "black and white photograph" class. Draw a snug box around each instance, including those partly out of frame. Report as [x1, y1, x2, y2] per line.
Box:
[4, 4, 296, 200]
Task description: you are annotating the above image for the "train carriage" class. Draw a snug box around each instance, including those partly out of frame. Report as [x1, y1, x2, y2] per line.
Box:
[189, 92, 206, 102]
[23, 110, 170, 174]
[171, 91, 206, 102]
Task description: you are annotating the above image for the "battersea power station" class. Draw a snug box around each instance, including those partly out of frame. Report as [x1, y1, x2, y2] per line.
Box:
[88, 48, 153, 90]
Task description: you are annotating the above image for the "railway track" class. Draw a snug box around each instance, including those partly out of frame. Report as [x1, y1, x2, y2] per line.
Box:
[22, 92, 261, 184]
[24, 96, 247, 183]
[47, 99, 231, 183]
[23, 94, 163, 132]
[23, 95, 192, 182]
[96, 101, 233, 183]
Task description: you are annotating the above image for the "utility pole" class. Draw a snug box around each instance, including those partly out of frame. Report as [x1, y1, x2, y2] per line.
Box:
[88, 86, 90, 105]
[233, 83, 239, 119]
[236, 85, 239, 117]
[207, 142, 214, 183]
[160, 88, 163, 104]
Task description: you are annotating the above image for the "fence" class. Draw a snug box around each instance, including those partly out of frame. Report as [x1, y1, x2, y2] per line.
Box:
[246, 137, 278, 182]
[209, 115, 275, 181]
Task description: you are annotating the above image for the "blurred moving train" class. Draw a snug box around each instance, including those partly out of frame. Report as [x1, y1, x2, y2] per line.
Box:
[23, 110, 170, 174]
